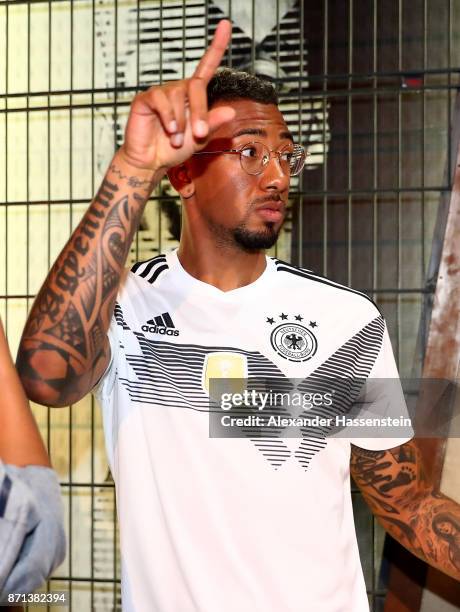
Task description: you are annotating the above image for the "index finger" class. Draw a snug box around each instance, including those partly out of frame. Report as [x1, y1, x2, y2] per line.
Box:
[193, 19, 232, 83]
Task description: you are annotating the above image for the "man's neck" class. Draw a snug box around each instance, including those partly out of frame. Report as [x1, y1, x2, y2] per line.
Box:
[176, 240, 267, 292]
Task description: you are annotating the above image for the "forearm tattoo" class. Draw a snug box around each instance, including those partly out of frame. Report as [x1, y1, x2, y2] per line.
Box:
[109, 163, 154, 193]
[17, 166, 149, 405]
[351, 441, 460, 579]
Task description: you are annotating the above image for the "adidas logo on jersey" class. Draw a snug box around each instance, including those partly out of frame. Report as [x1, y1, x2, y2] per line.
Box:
[142, 313, 180, 336]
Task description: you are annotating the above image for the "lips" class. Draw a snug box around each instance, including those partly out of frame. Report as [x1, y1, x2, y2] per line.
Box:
[255, 200, 285, 222]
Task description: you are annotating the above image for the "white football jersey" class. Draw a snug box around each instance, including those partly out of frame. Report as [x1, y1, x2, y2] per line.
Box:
[95, 249, 413, 612]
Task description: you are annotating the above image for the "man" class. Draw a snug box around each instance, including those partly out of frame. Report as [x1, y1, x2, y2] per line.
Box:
[0, 318, 65, 599]
[15, 19, 460, 611]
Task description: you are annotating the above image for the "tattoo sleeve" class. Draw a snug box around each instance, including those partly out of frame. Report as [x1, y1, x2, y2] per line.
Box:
[351, 440, 460, 580]
[16, 153, 161, 406]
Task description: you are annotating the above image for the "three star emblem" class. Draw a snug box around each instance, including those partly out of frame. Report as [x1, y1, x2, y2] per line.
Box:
[266, 314, 318, 329]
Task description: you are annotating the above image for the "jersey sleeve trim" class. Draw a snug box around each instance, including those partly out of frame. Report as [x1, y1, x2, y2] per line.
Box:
[273, 258, 381, 315]
[130, 254, 169, 285]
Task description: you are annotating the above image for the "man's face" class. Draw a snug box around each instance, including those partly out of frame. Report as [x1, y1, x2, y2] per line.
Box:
[187, 99, 291, 251]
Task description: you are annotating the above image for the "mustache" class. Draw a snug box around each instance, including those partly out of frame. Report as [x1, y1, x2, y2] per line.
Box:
[251, 194, 285, 207]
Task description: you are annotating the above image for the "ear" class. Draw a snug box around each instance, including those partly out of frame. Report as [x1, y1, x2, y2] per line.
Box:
[167, 163, 195, 200]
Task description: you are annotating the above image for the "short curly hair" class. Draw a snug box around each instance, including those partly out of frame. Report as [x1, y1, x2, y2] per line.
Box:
[207, 68, 279, 108]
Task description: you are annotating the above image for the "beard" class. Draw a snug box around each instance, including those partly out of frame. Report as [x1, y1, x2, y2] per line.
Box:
[232, 222, 281, 251]
[201, 201, 285, 253]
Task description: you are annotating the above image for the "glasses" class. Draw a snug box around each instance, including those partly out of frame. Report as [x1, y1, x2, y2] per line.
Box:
[193, 141, 307, 176]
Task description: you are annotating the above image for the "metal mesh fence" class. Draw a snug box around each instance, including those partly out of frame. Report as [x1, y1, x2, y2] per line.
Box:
[0, 1, 458, 610]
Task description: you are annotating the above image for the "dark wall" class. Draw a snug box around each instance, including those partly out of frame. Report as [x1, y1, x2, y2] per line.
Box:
[295, 0, 452, 298]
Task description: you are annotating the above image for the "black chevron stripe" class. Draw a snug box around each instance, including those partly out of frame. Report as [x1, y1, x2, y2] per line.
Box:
[112, 304, 386, 472]
[293, 316, 385, 470]
[134, 335, 282, 359]
[245, 316, 384, 470]
[124, 326, 293, 469]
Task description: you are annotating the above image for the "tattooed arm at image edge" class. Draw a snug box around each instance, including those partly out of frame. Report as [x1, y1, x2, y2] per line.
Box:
[16, 165, 154, 406]
[350, 440, 460, 580]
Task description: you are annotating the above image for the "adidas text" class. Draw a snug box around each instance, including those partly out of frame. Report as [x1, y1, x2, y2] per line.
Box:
[142, 325, 179, 336]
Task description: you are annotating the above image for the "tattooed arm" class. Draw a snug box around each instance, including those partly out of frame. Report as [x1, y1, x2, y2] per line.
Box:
[16, 158, 159, 406]
[16, 21, 235, 407]
[351, 440, 460, 581]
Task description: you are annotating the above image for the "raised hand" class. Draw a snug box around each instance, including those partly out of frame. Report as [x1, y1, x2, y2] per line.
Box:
[17, 22, 237, 407]
[119, 19, 236, 172]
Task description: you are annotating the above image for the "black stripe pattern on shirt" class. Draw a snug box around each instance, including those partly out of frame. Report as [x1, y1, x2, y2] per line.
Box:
[121, 334, 290, 412]
[114, 306, 385, 472]
[238, 316, 385, 470]
[118, 327, 295, 469]
[114, 302, 130, 330]
[130, 254, 168, 285]
[293, 314, 385, 470]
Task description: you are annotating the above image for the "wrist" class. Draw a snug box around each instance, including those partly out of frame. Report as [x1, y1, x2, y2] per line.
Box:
[114, 147, 168, 186]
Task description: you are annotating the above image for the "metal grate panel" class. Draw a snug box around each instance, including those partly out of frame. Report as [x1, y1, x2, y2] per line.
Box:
[0, 1, 458, 610]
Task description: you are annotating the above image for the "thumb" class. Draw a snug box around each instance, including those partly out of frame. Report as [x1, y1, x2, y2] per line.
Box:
[207, 106, 236, 135]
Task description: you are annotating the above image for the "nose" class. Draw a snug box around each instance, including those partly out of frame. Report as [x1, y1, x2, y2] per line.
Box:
[259, 153, 290, 192]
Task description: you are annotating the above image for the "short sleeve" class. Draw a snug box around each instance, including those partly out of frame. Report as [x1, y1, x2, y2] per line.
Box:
[92, 273, 129, 402]
[335, 321, 414, 450]
[91, 317, 120, 470]
[92, 322, 118, 403]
